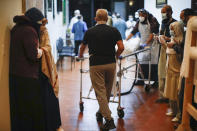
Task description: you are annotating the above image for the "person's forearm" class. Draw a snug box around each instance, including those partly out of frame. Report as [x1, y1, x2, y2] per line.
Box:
[164, 36, 171, 41]
[126, 33, 133, 41]
[146, 34, 153, 45]
[79, 44, 86, 57]
[116, 48, 124, 59]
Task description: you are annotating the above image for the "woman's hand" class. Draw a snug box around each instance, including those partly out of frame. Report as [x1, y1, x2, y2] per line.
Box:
[163, 36, 171, 41]
[159, 35, 166, 45]
[37, 48, 43, 58]
[167, 42, 175, 48]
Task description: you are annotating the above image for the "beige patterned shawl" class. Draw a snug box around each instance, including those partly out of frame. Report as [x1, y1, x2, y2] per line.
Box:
[40, 25, 59, 97]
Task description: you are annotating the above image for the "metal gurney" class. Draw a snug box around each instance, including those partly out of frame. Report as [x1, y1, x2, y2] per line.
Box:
[117, 47, 153, 95]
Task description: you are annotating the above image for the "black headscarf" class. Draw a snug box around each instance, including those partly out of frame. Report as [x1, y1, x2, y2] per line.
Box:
[25, 7, 44, 39]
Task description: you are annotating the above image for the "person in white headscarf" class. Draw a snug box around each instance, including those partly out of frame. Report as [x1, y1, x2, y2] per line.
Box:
[161, 21, 184, 122]
[69, 9, 81, 30]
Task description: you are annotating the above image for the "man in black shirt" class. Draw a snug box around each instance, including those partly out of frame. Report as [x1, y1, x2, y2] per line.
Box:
[79, 9, 124, 130]
[156, 5, 176, 103]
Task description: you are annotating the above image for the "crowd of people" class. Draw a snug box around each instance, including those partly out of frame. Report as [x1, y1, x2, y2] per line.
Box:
[9, 5, 197, 131]
[155, 6, 197, 129]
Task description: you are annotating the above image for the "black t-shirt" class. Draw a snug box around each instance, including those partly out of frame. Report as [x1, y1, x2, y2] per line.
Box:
[83, 24, 122, 66]
[160, 18, 176, 37]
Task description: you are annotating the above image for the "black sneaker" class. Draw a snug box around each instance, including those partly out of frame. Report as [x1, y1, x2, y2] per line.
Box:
[100, 118, 116, 131]
[152, 81, 158, 88]
[96, 111, 103, 122]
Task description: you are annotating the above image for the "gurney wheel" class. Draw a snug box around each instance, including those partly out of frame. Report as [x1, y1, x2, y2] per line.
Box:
[117, 108, 124, 118]
[79, 102, 84, 112]
[145, 85, 151, 92]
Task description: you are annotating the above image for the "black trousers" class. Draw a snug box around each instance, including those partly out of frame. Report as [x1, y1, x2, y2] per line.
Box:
[74, 40, 82, 56]
[178, 77, 185, 119]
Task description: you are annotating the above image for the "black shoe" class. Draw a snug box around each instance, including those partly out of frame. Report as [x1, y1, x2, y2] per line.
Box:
[96, 111, 103, 122]
[76, 57, 80, 62]
[100, 118, 116, 131]
[135, 80, 144, 85]
[152, 81, 158, 88]
[155, 98, 169, 103]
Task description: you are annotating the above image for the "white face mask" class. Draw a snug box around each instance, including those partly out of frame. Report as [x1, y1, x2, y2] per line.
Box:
[139, 16, 145, 22]
[179, 20, 184, 27]
[184, 27, 187, 32]
[135, 12, 139, 19]
[162, 13, 167, 20]
[129, 17, 133, 21]
[170, 30, 175, 37]
[135, 14, 139, 19]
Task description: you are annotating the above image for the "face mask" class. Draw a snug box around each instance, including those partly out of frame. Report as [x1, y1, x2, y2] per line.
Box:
[139, 16, 145, 22]
[184, 27, 187, 32]
[37, 20, 42, 25]
[170, 30, 175, 37]
[182, 18, 188, 27]
[162, 13, 167, 20]
[112, 14, 116, 18]
[179, 20, 184, 27]
[135, 13, 139, 19]
[129, 18, 133, 21]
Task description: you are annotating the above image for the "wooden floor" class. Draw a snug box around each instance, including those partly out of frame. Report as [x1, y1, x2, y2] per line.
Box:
[57, 57, 175, 131]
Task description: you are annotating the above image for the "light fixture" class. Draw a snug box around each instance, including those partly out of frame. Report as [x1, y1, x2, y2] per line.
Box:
[129, 0, 133, 6]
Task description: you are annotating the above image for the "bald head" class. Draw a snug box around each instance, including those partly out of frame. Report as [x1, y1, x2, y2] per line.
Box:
[95, 9, 108, 22]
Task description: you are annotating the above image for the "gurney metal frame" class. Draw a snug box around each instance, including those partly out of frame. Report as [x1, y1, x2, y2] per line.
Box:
[118, 47, 152, 95]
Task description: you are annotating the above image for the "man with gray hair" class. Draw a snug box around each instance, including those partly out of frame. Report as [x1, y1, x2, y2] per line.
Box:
[79, 9, 124, 130]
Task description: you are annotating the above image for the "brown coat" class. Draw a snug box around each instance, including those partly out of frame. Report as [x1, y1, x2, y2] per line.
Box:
[40, 26, 59, 97]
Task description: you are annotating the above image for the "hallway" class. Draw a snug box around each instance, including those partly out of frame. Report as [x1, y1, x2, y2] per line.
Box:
[57, 58, 175, 131]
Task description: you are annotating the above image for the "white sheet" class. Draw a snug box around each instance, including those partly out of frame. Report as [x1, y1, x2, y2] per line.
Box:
[116, 36, 141, 56]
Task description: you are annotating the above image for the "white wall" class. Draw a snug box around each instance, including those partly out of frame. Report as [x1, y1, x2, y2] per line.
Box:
[145, 0, 191, 24]
[114, 2, 126, 20]
[26, 0, 44, 12]
[0, 0, 23, 130]
[47, 11, 67, 63]
[46, 0, 67, 63]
